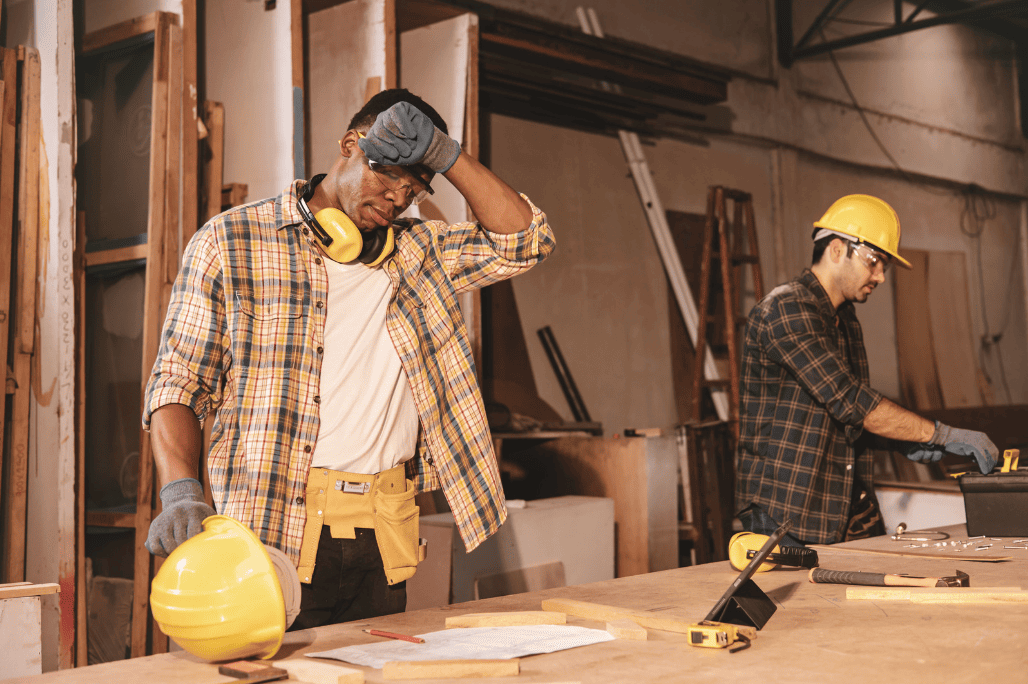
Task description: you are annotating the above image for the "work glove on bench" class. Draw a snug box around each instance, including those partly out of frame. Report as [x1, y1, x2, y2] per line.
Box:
[358, 102, 461, 173]
[929, 421, 999, 475]
[145, 477, 216, 557]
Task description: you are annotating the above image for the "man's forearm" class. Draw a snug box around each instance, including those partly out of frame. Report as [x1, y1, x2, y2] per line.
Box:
[150, 403, 204, 488]
[862, 397, 935, 442]
[442, 152, 533, 234]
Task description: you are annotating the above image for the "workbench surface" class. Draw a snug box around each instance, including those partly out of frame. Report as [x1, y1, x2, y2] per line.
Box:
[13, 525, 1027, 683]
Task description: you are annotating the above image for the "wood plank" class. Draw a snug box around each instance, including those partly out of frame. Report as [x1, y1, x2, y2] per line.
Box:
[0, 51, 18, 583]
[272, 659, 364, 684]
[181, 0, 200, 246]
[81, 13, 160, 54]
[2, 46, 37, 585]
[202, 102, 224, 221]
[540, 597, 694, 634]
[463, 14, 481, 371]
[445, 611, 566, 628]
[893, 248, 943, 411]
[846, 586, 1026, 603]
[606, 618, 647, 640]
[928, 251, 992, 408]
[163, 24, 183, 288]
[86, 511, 136, 529]
[8, 44, 41, 587]
[75, 211, 88, 667]
[0, 583, 60, 599]
[384, 0, 396, 89]
[131, 12, 173, 658]
[478, 31, 725, 104]
[382, 659, 519, 680]
[83, 243, 148, 267]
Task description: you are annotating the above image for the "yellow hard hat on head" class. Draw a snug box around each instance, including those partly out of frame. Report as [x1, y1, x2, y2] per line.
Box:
[813, 194, 911, 268]
[150, 515, 298, 662]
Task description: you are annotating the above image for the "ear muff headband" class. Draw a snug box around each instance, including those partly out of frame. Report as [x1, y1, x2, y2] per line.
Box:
[296, 174, 395, 265]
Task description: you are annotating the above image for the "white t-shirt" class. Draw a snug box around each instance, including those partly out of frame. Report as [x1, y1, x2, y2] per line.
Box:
[311, 258, 419, 473]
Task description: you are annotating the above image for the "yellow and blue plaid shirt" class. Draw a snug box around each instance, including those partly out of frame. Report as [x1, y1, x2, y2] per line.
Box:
[144, 180, 554, 562]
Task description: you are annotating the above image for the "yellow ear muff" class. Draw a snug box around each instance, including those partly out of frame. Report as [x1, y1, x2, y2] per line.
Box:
[363, 224, 394, 268]
[313, 207, 363, 263]
[728, 531, 780, 573]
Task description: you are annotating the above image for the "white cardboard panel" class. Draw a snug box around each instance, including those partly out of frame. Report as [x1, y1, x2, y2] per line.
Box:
[0, 596, 43, 679]
[400, 13, 473, 227]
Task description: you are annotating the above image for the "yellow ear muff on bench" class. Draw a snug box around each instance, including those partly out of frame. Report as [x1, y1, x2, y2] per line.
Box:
[728, 531, 779, 573]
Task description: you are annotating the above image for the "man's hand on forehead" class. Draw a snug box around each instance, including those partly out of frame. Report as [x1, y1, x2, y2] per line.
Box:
[358, 102, 460, 174]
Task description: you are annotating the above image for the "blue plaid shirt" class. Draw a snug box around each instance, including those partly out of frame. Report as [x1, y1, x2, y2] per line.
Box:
[735, 270, 884, 544]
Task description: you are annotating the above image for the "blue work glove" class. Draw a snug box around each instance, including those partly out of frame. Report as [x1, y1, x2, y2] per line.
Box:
[929, 421, 999, 475]
[145, 478, 215, 557]
[905, 443, 946, 464]
[358, 102, 461, 173]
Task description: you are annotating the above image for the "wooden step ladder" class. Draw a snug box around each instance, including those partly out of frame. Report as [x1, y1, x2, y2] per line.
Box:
[691, 186, 765, 432]
[680, 187, 764, 565]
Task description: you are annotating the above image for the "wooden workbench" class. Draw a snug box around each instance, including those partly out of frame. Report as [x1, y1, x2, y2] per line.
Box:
[10, 525, 1027, 683]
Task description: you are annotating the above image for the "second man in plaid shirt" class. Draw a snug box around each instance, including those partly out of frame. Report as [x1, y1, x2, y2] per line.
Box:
[736, 194, 999, 546]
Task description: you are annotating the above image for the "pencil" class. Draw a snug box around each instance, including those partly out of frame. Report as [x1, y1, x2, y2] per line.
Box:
[362, 628, 425, 644]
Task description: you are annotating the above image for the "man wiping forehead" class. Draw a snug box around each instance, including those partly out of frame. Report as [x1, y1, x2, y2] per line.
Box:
[143, 88, 555, 629]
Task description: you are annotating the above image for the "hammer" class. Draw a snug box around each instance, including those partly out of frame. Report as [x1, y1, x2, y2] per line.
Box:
[809, 568, 970, 588]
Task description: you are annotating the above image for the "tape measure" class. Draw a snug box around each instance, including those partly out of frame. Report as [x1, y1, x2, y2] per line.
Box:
[686, 621, 756, 652]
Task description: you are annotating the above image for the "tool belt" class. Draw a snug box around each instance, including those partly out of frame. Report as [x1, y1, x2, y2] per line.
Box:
[297, 463, 426, 586]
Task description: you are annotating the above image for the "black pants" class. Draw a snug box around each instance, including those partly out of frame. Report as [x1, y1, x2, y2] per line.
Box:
[288, 526, 407, 631]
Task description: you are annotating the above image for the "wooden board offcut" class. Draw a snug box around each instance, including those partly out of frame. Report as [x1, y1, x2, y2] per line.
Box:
[445, 611, 566, 628]
[272, 658, 364, 684]
[927, 251, 993, 408]
[382, 659, 519, 680]
[893, 249, 943, 411]
[540, 597, 693, 634]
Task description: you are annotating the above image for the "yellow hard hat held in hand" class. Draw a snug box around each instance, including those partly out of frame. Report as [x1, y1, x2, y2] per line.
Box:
[150, 515, 301, 661]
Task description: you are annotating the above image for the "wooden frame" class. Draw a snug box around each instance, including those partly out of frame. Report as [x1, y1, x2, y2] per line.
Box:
[1, 45, 41, 590]
[77, 11, 183, 659]
[0, 48, 17, 583]
[202, 101, 224, 222]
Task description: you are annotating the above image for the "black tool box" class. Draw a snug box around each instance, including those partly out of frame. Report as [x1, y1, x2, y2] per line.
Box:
[959, 469, 1028, 537]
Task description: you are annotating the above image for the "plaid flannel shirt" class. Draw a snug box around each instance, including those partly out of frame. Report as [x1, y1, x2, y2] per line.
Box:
[144, 180, 554, 562]
[735, 269, 883, 544]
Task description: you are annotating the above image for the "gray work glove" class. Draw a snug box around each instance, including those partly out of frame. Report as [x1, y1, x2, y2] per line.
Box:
[905, 443, 946, 464]
[358, 102, 461, 173]
[929, 421, 999, 475]
[145, 478, 216, 557]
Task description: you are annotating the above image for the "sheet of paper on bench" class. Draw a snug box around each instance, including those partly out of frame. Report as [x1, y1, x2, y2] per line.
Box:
[306, 625, 614, 669]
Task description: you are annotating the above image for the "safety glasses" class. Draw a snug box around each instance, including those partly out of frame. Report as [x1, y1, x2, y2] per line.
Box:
[848, 241, 892, 273]
[356, 132, 434, 205]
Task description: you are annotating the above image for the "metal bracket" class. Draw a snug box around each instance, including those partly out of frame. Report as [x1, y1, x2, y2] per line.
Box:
[777, 0, 1028, 67]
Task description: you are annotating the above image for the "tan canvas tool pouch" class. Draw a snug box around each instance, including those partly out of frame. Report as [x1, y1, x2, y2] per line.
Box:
[297, 463, 426, 585]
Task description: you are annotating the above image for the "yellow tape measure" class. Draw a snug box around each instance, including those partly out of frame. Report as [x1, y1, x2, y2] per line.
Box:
[687, 621, 757, 652]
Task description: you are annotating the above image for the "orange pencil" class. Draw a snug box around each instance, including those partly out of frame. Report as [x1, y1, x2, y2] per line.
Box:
[362, 628, 425, 644]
